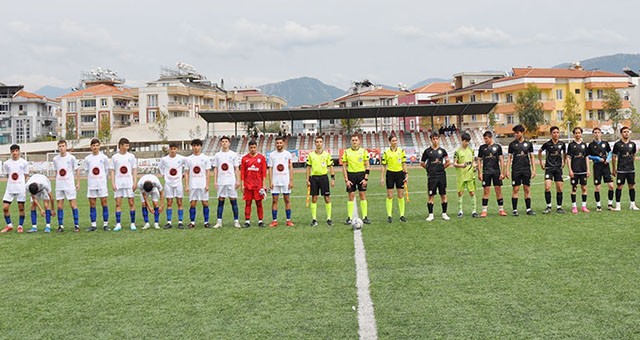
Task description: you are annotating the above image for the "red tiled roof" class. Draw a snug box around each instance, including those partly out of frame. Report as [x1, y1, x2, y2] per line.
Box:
[61, 84, 135, 98]
[411, 82, 454, 94]
[509, 68, 627, 79]
[337, 88, 405, 101]
[14, 90, 46, 100]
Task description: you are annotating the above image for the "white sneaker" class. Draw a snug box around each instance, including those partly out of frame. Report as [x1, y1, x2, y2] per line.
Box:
[613, 203, 621, 211]
[130, 224, 137, 231]
[213, 221, 223, 229]
[153, 223, 160, 230]
[630, 204, 640, 211]
[442, 213, 451, 221]
[142, 223, 151, 230]
[233, 221, 242, 228]
[113, 224, 122, 231]
[426, 214, 434, 222]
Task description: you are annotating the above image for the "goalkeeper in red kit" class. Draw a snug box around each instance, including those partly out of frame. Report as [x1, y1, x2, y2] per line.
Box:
[240, 140, 267, 227]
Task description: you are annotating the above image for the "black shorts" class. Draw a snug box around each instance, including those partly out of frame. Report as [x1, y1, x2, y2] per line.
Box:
[481, 173, 503, 187]
[544, 168, 564, 182]
[386, 171, 405, 189]
[593, 165, 613, 185]
[310, 175, 331, 196]
[511, 170, 531, 186]
[570, 174, 588, 186]
[346, 172, 367, 192]
[428, 177, 447, 196]
[616, 172, 636, 185]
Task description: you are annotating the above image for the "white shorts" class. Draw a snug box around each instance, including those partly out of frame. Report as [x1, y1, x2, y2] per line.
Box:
[216, 184, 237, 199]
[189, 188, 210, 201]
[141, 189, 160, 203]
[3, 191, 26, 203]
[114, 188, 135, 198]
[271, 185, 291, 195]
[56, 189, 77, 201]
[87, 188, 108, 198]
[165, 184, 184, 199]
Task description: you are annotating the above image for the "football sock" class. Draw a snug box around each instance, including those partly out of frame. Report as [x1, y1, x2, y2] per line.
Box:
[167, 208, 173, 223]
[594, 191, 601, 206]
[272, 209, 278, 220]
[615, 188, 622, 203]
[608, 189, 614, 204]
[216, 200, 223, 219]
[57, 209, 64, 225]
[398, 197, 405, 216]
[571, 194, 577, 204]
[512, 197, 518, 210]
[19, 215, 24, 226]
[177, 209, 183, 222]
[90, 207, 97, 223]
[256, 200, 264, 220]
[285, 209, 291, 220]
[102, 207, 109, 223]
[581, 195, 587, 207]
[204, 206, 210, 223]
[191, 207, 197, 222]
[4, 215, 11, 225]
[116, 211, 122, 224]
[360, 200, 368, 218]
[386, 198, 393, 216]
[630, 189, 636, 203]
[347, 201, 354, 219]
[142, 208, 149, 223]
[427, 203, 434, 214]
[72, 208, 79, 226]
[130, 210, 136, 224]
[497, 198, 504, 210]
[482, 198, 489, 212]
[45, 210, 51, 225]
[557, 192, 563, 207]
[326, 202, 332, 220]
[31, 210, 37, 225]
[525, 198, 531, 210]
[458, 195, 464, 212]
[310, 202, 318, 219]
[545, 191, 551, 206]
[230, 200, 238, 220]
[441, 202, 448, 213]
[153, 207, 160, 223]
[244, 201, 252, 220]
[471, 194, 477, 212]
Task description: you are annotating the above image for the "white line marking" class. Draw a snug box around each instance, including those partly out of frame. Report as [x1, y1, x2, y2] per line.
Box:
[354, 229, 378, 340]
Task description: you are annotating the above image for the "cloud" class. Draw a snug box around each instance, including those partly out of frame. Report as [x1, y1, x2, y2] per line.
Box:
[2, 73, 69, 90]
[234, 19, 343, 49]
[6, 20, 31, 33]
[534, 29, 628, 46]
[395, 25, 515, 48]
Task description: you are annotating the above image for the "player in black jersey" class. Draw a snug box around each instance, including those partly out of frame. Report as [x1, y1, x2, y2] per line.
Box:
[538, 126, 566, 214]
[506, 125, 536, 216]
[612, 126, 639, 211]
[477, 131, 507, 217]
[420, 132, 451, 221]
[587, 127, 614, 211]
[567, 127, 590, 213]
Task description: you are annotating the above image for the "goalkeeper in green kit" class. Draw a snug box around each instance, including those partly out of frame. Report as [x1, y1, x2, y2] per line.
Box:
[453, 132, 478, 217]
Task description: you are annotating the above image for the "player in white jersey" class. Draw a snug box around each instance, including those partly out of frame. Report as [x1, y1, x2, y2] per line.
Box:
[110, 138, 138, 231]
[84, 138, 110, 231]
[1, 144, 29, 233]
[267, 136, 294, 227]
[158, 142, 186, 229]
[137, 174, 164, 230]
[25, 174, 55, 233]
[184, 138, 212, 229]
[52, 140, 80, 232]
[212, 136, 241, 228]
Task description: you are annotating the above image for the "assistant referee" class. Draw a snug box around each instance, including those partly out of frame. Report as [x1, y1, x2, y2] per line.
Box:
[342, 135, 370, 224]
[380, 135, 408, 223]
[306, 136, 335, 226]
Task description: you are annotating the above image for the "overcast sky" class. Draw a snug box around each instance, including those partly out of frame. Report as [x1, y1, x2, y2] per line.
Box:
[1, 0, 638, 92]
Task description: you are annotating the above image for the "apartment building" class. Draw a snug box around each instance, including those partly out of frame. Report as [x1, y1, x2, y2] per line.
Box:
[0, 83, 58, 144]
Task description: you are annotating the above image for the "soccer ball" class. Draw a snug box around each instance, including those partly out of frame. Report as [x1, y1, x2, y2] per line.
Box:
[351, 218, 363, 230]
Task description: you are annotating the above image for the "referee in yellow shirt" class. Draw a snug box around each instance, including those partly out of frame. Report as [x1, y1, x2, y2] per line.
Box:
[306, 136, 335, 226]
[380, 135, 408, 223]
[342, 135, 371, 224]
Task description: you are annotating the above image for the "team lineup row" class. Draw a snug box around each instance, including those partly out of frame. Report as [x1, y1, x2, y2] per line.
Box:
[1, 124, 637, 233]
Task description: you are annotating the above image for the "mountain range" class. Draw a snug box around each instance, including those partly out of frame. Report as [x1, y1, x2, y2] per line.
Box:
[32, 53, 640, 106]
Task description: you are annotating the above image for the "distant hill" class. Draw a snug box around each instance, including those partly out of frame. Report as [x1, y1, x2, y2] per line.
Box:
[258, 77, 345, 107]
[35, 85, 72, 98]
[410, 78, 450, 90]
[553, 53, 640, 73]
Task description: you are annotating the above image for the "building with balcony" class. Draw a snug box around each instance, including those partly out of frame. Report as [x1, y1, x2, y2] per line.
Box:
[398, 82, 455, 131]
[226, 88, 288, 135]
[0, 83, 58, 144]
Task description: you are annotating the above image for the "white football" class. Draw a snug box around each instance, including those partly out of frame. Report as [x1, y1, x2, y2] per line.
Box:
[352, 218, 363, 230]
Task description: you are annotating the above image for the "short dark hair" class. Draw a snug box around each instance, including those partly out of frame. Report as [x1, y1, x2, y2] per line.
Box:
[169, 142, 179, 149]
[219, 136, 230, 142]
[10, 144, 20, 152]
[57, 140, 67, 146]
[315, 135, 324, 141]
[350, 135, 360, 140]
[550, 126, 559, 133]
[275, 136, 285, 142]
[620, 126, 630, 133]
[90, 138, 100, 146]
[482, 131, 493, 138]
[388, 135, 398, 142]
[461, 132, 471, 142]
[143, 181, 154, 193]
[191, 139, 203, 146]
[248, 140, 257, 146]
[430, 132, 440, 139]
[573, 127, 583, 134]
[118, 138, 130, 146]
[593, 127, 602, 133]
[512, 125, 525, 133]
[28, 183, 40, 196]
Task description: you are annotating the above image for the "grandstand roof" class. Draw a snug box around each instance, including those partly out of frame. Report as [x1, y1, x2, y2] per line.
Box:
[198, 103, 497, 123]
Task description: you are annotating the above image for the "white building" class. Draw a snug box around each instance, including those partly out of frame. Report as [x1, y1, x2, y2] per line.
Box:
[0, 84, 58, 144]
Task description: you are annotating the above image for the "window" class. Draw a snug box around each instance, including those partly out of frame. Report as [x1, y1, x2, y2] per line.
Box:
[471, 114, 477, 122]
[492, 93, 499, 102]
[0, 103, 9, 112]
[101, 98, 108, 107]
[19, 105, 24, 111]
[598, 110, 605, 120]
[148, 109, 157, 123]
[148, 95, 158, 107]
[556, 89, 563, 100]
[624, 91, 630, 101]
[383, 117, 391, 124]
[81, 115, 95, 123]
[506, 93, 514, 103]
[81, 130, 95, 138]
[596, 89, 604, 100]
[507, 115, 515, 124]
[556, 110, 564, 121]
[588, 110, 595, 120]
[588, 90, 593, 100]
[409, 120, 415, 130]
[470, 94, 476, 103]
[575, 89, 581, 94]
[81, 100, 96, 108]
[68, 101, 77, 112]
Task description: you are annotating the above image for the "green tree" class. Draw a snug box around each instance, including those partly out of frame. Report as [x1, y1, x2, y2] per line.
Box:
[65, 116, 76, 140]
[97, 115, 111, 146]
[562, 91, 581, 133]
[340, 118, 364, 135]
[514, 84, 544, 137]
[149, 110, 169, 142]
[628, 107, 640, 131]
[603, 88, 623, 129]
[487, 110, 497, 131]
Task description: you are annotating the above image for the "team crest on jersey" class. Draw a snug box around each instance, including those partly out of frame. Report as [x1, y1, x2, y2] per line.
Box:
[581, 144, 585, 149]
[193, 166, 201, 174]
[221, 163, 229, 171]
[492, 146, 497, 152]
[257, 158, 261, 163]
[119, 166, 128, 174]
[92, 167, 100, 175]
[59, 169, 67, 177]
[169, 168, 178, 176]
[438, 150, 442, 155]
[277, 164, 285, 172]
[10, 173, 18, 181]
[358, 157, 363, 162]
[602, 143, 606, 147]
[523, 143, 528, 147]
[321, 162, 326, 167]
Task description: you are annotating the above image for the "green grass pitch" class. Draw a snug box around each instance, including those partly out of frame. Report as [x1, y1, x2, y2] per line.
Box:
[1, 165, 639, 339]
